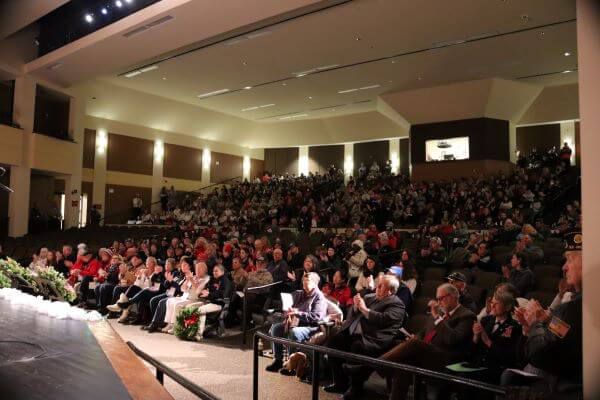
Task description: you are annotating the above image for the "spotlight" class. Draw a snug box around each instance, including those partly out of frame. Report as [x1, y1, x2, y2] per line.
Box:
[125, 0, 133, 3]
[101, 8, 108, 15]
[85, 14, 94, 23]
[115, 0, 123, 7]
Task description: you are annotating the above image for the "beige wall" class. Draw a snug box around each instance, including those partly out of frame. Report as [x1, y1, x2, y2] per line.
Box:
[518, 83, 579, 125]
[0, 125, 24, 166]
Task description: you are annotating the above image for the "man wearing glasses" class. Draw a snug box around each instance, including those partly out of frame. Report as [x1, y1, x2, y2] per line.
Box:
[342, 283, 476, 400]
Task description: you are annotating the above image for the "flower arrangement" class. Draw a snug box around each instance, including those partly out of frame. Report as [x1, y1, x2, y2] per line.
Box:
[36, 266, 77, 303]
[0, 269, 11, 289]
[174, 307, 201, 341]
[0, 257, 38, 292]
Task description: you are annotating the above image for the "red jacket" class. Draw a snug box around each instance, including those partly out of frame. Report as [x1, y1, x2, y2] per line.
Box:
[72, 258, 102, 278]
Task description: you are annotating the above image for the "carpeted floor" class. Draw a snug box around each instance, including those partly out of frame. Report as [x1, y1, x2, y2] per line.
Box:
[109, 321, 350, 400]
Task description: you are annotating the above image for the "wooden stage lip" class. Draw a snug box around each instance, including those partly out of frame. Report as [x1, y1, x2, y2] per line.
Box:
[88, 320, 174, 400]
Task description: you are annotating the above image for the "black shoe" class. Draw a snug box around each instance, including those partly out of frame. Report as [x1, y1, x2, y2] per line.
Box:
[323, 383, 348, 394]
[342, 386, 363, 400]
[265, 360, 283, 372]
[342, 363, 369, 377]
[279, 368, 296, 376]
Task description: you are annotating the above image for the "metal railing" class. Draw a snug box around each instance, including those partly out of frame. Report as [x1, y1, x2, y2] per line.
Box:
[242, 280, 284, 345]
[253, 332, 507, 400]
[127, 341, 221, 400]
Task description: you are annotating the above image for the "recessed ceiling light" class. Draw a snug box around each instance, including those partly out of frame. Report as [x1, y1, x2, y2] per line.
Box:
[520, 14, 530, 22]
[308, 96, 313, 99]
[125, 70, 142, 78]
[197, 88, 230, 98]
[564, 52, 571, 56]
[338, 88, 359, 94]
[242, 61, 248, 66]
[244, 86, 252, 90]
[562, 70, 572, 74]
[162, 77, 167, 80]
[101, 8, 108, 15]
[359, 84, 380, 90]
[84, 13, 94, 23]
[115, 0, 123, 8]
[391, 60, 397, 64]
[282, 83, 287, 86]
[418, 76, 423, 80]
[355, 36, 361, 41]
[140, 65, 158, 73]
[539, 31, 545, 39]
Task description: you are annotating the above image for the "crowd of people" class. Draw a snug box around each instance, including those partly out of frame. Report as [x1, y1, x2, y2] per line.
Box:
[13, 146, 582, 400]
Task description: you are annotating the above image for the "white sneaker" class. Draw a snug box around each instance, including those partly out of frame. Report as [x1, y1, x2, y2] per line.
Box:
[117, 293, 128, 304]
[107, 303, 121, 312]
[117, 309, 129, 323]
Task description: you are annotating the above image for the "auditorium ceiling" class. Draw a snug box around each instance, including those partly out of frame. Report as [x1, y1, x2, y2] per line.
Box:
[18, 0, 577, 123]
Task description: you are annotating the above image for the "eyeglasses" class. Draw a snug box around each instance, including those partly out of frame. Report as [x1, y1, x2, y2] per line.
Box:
[436, 294, 450, 302]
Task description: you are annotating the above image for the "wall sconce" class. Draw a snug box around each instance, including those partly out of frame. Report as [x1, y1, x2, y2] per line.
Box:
[243, 155, 251, 171]
[154, 139, 164, 162]
[202, 149, 211, 169]
[391, 151, 400, 174]
[96, 130, 108, 154]
[344, 155, 354, 175]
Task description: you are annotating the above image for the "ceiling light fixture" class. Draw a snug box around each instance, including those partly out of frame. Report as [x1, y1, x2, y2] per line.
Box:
[241, 106, 259, 112]
[85, 13, 94, 23]
[124, 70, 142, 78]
[279, 114, 308, 120]
[338, 88, 358, 94]
[140, 65, 158, 73]
[562, 70, 572, 74]
[244, 86, 252, 90]
[115, 0, 123, 8]
[101, 8, 108, 15]
[197, 89, 230, 98]
[359, 84, 380, 90]
[259, 104, 275, 108]
[564, 52, 571, 56]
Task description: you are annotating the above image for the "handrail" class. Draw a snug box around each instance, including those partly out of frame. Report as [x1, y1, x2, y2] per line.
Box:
[99, 176, 242, 224]
[253, 331, 507, 400]
[127, 341, 221, 400]
[242, 280, 284, 345]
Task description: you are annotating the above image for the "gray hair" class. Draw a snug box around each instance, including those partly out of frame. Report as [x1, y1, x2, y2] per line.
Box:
[438, 283, 459, 298]
[213, 264, 226, 274]
[381, 275, 400, 295]
[493, 291, 516, 312]
[303, 272, 321, 286]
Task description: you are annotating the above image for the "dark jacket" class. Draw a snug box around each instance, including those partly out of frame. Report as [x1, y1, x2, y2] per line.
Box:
[508, 268, 535, 297]
[338, 293, 406, 353]
[525, 292, 582, 382]
[421, 305, 477, 362]
[474, 315, 522, 372]
[267, 259, 290, 283]
[459, 289, 479, 314]
[207, 275, 233, 306]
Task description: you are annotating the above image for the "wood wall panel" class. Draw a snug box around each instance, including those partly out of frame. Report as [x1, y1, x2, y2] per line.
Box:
[250, 159, 264, 180]
[211, 151, 243, 183]
[104, 184, 152, 224]
[107, 133, 153, 176]
[264, 148, 299, 176]
[400, 138, 410, 175]
[353, 140, 389, 176]
[308, 145, 344, 174]
[410, 118, 509, 164]
[82, 181, 94, 207]
[0, 167, 10, 239]
[516, 124, 561, 155]
[82, 129, 96, 169]
[163, 143, 202, 181]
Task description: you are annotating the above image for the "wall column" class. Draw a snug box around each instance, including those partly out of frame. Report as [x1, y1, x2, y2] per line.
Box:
[202, 149, 211, 185]
[63, 93, 84, 229]
[577, 1, 600, 398]
[298, 146, 309, 176]
[151, 140, 164, 213]
[242, 156, 251, 181]
[93, 129, 108, 224]
[389, 138, 400, 175]
[509, 122, 517, 163]
[560, 120, 577, 166]
[343, 143, 353, 184]
[7, 76, 35, 237]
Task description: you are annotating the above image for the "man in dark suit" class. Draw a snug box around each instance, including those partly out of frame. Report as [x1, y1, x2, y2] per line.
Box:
[323, 275, 406, 395]
[384, 282, 476, 400]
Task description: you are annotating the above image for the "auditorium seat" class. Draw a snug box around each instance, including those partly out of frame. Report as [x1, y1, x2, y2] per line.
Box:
[404, 314, 430, 335]
[534, 264, 563, 280]
[537, 276, 561, 292]
[417, 280, 444, 299]
[467, 285, 486, 309]
[412, 296, 431, 315]
[422, 267, 447, 282]
[472, 271, 501, 292]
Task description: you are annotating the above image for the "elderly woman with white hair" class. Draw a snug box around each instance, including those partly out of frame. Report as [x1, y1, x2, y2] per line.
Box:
[265, 272, 328, 373]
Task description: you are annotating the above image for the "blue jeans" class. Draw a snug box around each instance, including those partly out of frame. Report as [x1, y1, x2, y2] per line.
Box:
[269, 322, 319, 362]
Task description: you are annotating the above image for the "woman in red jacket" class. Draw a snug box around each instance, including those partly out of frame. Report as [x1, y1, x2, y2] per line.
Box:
[70, 250, 102, 306]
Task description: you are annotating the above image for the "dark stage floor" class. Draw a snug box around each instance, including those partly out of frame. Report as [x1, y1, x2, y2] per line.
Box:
[0, 299, 132, 400]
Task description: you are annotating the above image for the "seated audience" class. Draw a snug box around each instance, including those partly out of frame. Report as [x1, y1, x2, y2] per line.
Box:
[502, 252, 535, 297]
[266, 272, 328, 373]
[447, 271, 479, 314]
